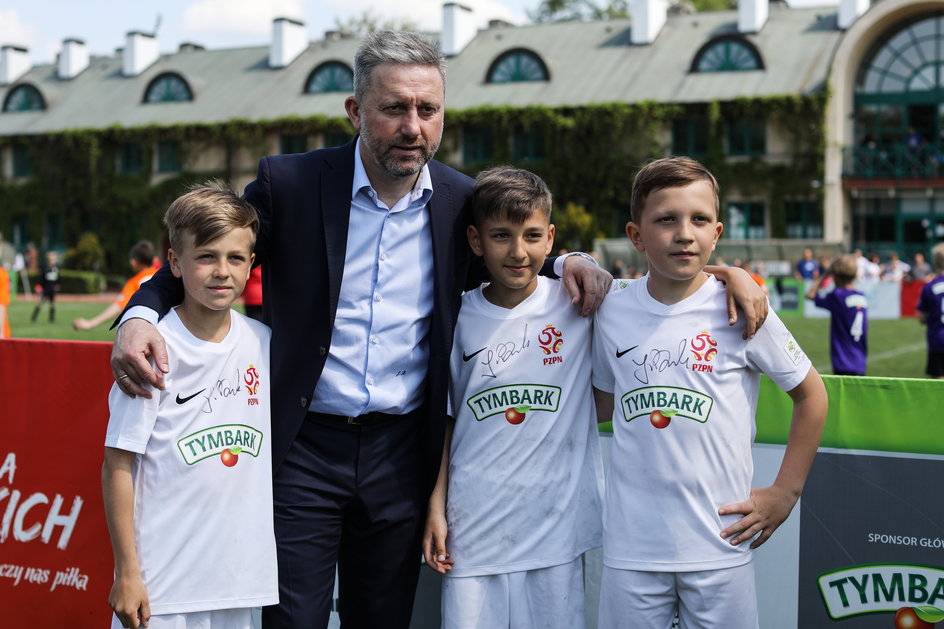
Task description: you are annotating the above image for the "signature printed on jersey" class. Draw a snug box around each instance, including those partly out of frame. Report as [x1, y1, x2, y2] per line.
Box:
[471, 323, 531, 379]
[632, 339, 690, 385]
[201, 369, 246, 413]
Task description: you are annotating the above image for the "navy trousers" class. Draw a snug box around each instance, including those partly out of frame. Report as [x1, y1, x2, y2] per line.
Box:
[263, 411, 426, 629]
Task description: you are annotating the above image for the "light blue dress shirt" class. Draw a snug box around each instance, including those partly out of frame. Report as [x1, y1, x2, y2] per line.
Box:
[310, 139, 435, 416]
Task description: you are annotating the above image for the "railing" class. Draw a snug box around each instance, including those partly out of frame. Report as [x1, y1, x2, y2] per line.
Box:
[842, 143, 943, 181]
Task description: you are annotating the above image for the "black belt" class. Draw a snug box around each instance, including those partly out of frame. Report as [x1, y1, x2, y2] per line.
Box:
[307, 410, 412, 427]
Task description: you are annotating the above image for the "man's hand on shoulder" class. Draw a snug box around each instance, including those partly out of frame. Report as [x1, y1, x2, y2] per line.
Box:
[561, 254, 612, 317]
[111, 319, 169, 398]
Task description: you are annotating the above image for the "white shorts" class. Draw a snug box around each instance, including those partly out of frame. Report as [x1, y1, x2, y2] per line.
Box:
[442, 555, 587, 629]
[598, 562, 758, 629]
[110, 608, 258, 629]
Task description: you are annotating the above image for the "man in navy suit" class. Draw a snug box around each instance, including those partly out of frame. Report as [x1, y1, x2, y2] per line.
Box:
[111, 30, 763, 629]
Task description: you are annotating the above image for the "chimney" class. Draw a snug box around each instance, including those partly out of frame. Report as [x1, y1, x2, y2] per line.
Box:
[58, 38, 89, 80]
[269, 17, 307, 69]
[738, 0, 768, 34]
[442, 3, 476, 57]
[0, 45, 31, 86]
[630, 0, 668, 45]
[122, 31, 159, 76]
[838, 0, 869, 30]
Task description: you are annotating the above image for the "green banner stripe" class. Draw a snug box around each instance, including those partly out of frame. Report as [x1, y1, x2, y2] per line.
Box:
[599, 377, 944, 456]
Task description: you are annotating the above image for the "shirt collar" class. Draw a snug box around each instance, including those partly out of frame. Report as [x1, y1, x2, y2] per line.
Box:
[351, 137, 433, 206]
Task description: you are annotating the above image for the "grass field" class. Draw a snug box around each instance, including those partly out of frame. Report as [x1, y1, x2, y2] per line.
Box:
[4, 299, 931, 379]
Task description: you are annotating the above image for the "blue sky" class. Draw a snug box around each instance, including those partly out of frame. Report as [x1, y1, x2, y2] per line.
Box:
[1, 0, 838, 64]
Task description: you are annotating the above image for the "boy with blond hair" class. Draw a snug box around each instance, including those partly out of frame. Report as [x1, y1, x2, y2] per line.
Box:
[806, 254, 868, 376]
[592, 157, 827, 629]
[102, 183, 277, 629]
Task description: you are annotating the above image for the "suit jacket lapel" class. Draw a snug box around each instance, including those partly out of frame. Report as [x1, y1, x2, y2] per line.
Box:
[321, 142, 356, 318]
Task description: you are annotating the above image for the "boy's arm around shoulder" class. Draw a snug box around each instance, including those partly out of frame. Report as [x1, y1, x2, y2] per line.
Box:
[102, 447, 151, 628]
[718, 366, 827, 549]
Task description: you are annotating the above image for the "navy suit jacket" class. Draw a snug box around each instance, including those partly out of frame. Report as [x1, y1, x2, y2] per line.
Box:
[126, 141, 479, 488]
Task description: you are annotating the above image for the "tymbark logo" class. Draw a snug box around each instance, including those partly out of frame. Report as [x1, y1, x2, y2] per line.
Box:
[619, 386, 713, 423]
[177, 424, 263, 465]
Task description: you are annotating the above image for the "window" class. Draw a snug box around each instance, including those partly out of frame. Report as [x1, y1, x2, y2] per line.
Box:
[305, 62, 354, 94]
[462, 126, 494, 163]
[487, 49, 549, 83]
[118, 142, 142, 174]
[144, 73, 193, 103]
[728, 119, 766, 156]
[323, 131, 350, 147]
[692, 38, 763, 72]
[784, 201, 823, 239]
[726, 202, 765, 239]
[280, 134, 308, 155]
[672, 118, 708, 157]
[512, 125, 546, 163]
[856, 14, 943, 96]
[2, 84, 45, 112]
[12, 145, 31, 177]
[156, 141, 181, 173]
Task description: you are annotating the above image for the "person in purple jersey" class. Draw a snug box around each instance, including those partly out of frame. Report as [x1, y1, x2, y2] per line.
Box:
[806, 254, 868, 376]
[917, 243, 944, 379]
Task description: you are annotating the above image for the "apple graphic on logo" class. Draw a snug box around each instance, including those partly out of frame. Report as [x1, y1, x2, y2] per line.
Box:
[220, 448, 240, 467]
[894, 607, 936, 629]
[649, 409, 677, 429]
[505, 406, 530, 425]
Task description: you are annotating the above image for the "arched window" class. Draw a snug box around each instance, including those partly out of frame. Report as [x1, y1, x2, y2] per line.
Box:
[486, 49, 550, 84]
[3, 84, 45, 112]
[691, 37, 763, 72]
[144, 73, 193, 103]
[857, 14, 943, 95]
[305, 61, 354, 94]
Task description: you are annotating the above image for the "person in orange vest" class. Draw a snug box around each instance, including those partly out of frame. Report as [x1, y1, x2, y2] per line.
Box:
[73, 241, 157, 331]
[0, 265, 11, 338]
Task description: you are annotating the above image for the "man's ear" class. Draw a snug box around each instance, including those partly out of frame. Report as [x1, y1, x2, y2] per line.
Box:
[467, 225, 484, 256]
[344, 96, 361, 131]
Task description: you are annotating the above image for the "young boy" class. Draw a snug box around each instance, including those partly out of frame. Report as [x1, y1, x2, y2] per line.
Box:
[806, 254, 868, 376]
[31, 250, 59, 322]
[591, 157, 827, 629]
[423, 166, 604, 628]
[73, 240, 158, 331]
[102, 183, 277, 629]
[917, 242, 944, 379]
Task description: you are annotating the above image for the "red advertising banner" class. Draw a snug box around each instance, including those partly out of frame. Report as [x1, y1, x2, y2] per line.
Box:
[0, 339, 114, 626]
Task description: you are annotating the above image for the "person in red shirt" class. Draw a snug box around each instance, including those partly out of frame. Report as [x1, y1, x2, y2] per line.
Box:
[242, 265, 263, 321]
[73, 241, 157, 331]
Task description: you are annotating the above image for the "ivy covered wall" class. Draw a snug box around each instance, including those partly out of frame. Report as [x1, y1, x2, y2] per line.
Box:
[0, 94, 826, 274]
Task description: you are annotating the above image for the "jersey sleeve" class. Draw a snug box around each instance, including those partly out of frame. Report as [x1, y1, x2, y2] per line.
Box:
[745, 310, 812, 393]
[591, 309, 615, 393]
[104, 382, 160, 454]
[812, 289, 835, 312]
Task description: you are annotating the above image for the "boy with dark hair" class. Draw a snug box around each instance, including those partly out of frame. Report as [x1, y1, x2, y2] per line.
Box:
[102, 183, 276, 629]
[31, 250, 59, 322]
[73, 241, 158, 331]
[917, 242, 944, 379]
[423, 166, 604, 628]
[592, 157, 827, 629]
[806, 254, 868, 376]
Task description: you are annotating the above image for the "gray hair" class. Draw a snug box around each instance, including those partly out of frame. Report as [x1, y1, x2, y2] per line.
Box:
[353, 30, 446, 102]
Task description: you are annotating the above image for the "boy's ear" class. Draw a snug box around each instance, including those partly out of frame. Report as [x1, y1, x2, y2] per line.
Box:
[625, 221, 645, 253]
[467, 225, 484, 256]
[545, 223, 556, 257]
[168, 248, 182, 278]
[712, 222, 723, 251]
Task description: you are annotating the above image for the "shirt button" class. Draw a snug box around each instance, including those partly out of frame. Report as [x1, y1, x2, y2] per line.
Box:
[380, 252, 387, 261]
[367, 376, 374, 386]
[371, 336, 378, 345]
[374, 294, 382, 302]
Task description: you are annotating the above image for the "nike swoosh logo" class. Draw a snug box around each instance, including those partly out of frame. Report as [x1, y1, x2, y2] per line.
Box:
[462, 347, 487, 362]
[176, 389, 206, 405]
[616, 345, 638, 358]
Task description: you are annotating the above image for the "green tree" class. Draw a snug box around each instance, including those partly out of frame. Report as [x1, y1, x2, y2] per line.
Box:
[333, 10, 419, 36]
[530, 0, 733, 22]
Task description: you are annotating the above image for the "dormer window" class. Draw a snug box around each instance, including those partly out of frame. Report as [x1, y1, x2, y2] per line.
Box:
[692, 37, 763, 72]
[144, 73, 193, 103]
[486, 49, 550, 83]
[3, 84, 45, 112]
[305, 61, 354, 94]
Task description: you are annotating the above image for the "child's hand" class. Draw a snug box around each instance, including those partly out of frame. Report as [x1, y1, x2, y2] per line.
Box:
[718, 485, 798, 549]
[109, 575, 150, 628]
[422, 511, 454, 574]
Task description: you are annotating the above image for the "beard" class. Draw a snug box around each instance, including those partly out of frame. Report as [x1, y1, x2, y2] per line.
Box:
[360, 126, 441, 179]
